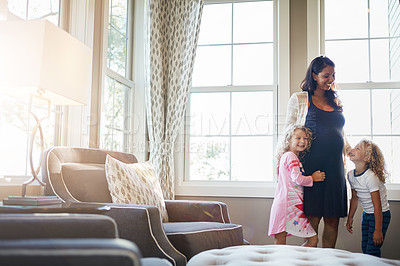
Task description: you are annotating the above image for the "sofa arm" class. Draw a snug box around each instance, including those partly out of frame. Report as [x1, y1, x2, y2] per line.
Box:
[165, 200, 231, 223]
[0, 213, 118, 240]
[105, 204, 186, 266]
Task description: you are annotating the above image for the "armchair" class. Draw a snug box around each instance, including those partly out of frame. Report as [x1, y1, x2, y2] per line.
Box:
[42, 147, 245, 266]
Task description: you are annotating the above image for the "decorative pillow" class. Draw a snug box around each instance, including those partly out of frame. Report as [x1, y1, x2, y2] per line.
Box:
[105, 155, 168, 222]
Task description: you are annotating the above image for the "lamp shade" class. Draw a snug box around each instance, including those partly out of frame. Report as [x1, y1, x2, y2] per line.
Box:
[0, 20, 92, 105]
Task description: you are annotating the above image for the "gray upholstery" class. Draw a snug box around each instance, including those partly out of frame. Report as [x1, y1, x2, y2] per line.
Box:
[0, 213, 172, 266]
[164, 222, 244, 260]
[43, 147, 245, 266]
[0, 239, 142, 266]
[43, 147, 137, 202]
[0, 213, 117, 239]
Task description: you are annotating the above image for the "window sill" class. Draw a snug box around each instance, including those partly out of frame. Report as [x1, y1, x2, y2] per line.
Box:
[176, 180, 277, 198]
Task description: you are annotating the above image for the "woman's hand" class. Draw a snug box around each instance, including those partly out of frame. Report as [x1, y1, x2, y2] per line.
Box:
[312, 170, 326, 182]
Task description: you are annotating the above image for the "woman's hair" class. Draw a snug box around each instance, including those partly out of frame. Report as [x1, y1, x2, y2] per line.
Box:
[358, 139, 389, 183]
[300, 55, 342, 111]
[276, 124, 312, 162]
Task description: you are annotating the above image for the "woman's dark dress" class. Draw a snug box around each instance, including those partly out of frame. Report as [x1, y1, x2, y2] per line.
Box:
[303, 94, 347, 217]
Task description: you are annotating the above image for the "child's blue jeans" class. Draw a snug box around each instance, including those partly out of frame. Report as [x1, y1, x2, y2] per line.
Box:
[361, 210, 391, 257]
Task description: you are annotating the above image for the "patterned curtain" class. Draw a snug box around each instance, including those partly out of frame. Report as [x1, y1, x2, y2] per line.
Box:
[144, 0, 203, 199]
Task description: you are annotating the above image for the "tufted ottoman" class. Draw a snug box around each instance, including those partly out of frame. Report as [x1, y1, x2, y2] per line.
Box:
[187, 245, 400, 266]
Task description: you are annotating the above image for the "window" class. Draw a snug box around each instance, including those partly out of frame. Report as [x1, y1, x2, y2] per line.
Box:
[7, 0, 59, 24]
[186, 0, 275, 182]
[324, 0, 400, 183]
[0, 0, 59, 178]
[100, 0, 134, 152]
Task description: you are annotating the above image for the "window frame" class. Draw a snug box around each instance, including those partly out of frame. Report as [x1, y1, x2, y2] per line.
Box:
[321, 0, 400, 199]
[175, 0, 289, 198]
[100, 0, 136, 153]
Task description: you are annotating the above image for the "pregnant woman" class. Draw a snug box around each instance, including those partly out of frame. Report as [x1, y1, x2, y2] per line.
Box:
[283, 55, 351, 248]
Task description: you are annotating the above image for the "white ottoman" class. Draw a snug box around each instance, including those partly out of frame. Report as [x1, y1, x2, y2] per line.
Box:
[187, 245, 400, 266]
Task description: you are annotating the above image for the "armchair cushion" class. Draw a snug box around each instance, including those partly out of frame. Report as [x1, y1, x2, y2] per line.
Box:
[105, 155, 168, 222]
[62, 163, 111, 203]
[164, 222, 243, 260]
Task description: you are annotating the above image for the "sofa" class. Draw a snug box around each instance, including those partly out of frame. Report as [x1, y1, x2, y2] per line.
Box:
[42, 147, 245, 266]
[0, 213, 171, 266]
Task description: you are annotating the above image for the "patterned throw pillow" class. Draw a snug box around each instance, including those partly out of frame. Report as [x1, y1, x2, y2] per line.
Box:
[105, 155, 168, 222]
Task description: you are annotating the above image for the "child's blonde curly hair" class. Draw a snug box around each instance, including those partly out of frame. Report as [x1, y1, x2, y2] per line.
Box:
[358, 139, 389, 183]
[276, 124, 312, 162]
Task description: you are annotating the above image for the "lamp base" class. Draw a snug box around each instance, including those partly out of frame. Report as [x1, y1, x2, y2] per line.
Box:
[2, 196, 62, 206]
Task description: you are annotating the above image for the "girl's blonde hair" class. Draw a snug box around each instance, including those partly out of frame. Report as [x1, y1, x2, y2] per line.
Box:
[276, 124, 312, 162]
[358, 139, 389, 183]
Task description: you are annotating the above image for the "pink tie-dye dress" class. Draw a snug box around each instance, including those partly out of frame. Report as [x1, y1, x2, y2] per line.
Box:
[268, 151, 316, 237]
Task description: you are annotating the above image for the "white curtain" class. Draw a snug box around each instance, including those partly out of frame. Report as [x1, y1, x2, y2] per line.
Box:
[145, 0, 203, 199]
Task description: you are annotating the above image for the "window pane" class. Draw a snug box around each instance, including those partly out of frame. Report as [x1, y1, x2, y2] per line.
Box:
[109, 0, 128, 36]
[113, 130, 124, 151]
[232, 91, 273, 135]
[108, 0, 128, 77]
[8, 0, 59, 24]
[370, 39, 390, 82]
[190, 93, 230, 136]
[102, 126, 114, 150]
[324, 0, 368, 39]
[198, 3, 232, 45]
[27, 0, 59, 22]
[233, 43, 273, 85]
[372, 89, 394, 135]
[108, 25, 127, 76]
[325, 40, 369, 83]
[233, 1, 273, 43]
[374, 136, 400, 183]
[388, 90, 400, 134]
[0, 97, 29, 176]
[192, 46, 231, 86]
[231, 136, 272, 181]
[103, 77, 115, 128]
[370, 0, 389, 38]
[189, 137, 230, 181]
[101, 76, 130, 151]
[7, 0, 28, 19]
[389, 37, 400, 81]
[0, 96, 55, 176]
[340, 90, 371, 135]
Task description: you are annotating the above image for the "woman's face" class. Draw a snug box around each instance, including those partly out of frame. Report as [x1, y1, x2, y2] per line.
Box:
[313, 65, 335, 91]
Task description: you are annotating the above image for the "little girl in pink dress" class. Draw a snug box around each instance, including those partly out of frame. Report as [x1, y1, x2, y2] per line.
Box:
[269, 125, 325, 246]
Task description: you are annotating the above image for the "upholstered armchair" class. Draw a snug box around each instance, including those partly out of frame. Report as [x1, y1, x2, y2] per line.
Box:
[0, 213, 171, 266]
[42, 147, 245, 266]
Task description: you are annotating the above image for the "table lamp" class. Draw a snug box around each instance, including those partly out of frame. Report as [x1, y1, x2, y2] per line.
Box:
[0, 20, 92, 205]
